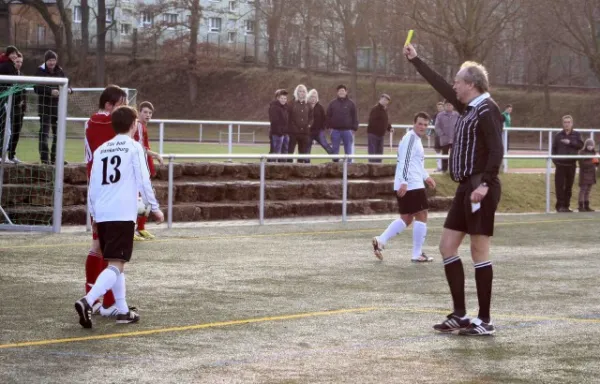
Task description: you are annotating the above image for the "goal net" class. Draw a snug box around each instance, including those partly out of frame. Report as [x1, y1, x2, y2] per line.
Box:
[0, 74, 69, 232]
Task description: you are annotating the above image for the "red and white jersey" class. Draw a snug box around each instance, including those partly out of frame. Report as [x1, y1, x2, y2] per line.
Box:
[85, 111, 115, 176]
[88, 134, 159, 223]
[134, 121, 150, 149]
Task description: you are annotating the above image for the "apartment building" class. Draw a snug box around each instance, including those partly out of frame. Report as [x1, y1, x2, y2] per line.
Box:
[68, 0, 261, 57]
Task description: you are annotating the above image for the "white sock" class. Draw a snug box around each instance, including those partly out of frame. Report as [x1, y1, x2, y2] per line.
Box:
[412, 221, 427, 258]
[111, 272, 129, 314]
[99, 305, 118, 317]
[436, 159, 442, 170]
[85, 266, 119, 306]
[379, 219, 407, 245]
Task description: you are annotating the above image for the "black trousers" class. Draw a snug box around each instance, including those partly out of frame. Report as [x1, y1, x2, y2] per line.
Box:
[39, 114, 58, 164]
[8, 107, 24, 159]
[440, 144, 451, 172]
[555, 164, 576, 209]
[288, 134, 312, 163]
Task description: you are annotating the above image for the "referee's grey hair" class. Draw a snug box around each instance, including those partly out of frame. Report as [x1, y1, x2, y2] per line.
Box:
[458, 61, 489, 93]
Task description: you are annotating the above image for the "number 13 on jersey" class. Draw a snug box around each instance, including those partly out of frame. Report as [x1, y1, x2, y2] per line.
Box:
[101, 155, 122, 185]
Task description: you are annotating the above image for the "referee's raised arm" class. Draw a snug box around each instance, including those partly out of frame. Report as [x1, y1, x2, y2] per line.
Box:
[404, 44, 464, 113]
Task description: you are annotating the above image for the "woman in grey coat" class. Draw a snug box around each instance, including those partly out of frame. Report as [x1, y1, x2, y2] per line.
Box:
[578, 138, 597, 212]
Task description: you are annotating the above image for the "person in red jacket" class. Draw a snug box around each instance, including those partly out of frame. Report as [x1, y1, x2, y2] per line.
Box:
[84, 85, 128, 316]
[133, 101, 163, 240]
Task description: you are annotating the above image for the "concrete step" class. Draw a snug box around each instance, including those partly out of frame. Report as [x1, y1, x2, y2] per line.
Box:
[2, 197, 454, 225]
[2, 179, 439, 206]
[2, 162, 397, 185]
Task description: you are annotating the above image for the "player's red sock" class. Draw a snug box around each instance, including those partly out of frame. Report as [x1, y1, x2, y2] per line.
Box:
[101, 260, 116, 308]
[137, 216, 147, 231]
[85, 251, 103, 296]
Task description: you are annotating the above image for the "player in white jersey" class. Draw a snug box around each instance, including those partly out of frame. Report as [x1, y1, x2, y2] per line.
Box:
[75, 106, 164, 328]
[372, 112, 437, 262]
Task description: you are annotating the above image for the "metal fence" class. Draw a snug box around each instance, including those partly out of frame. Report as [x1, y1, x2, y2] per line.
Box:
[151, 153, 600, 230]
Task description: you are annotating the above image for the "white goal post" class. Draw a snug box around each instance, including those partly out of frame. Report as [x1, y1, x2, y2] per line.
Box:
[0, 74, 69, 233]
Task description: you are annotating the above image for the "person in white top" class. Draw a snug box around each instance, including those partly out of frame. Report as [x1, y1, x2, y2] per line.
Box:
[75, 106, 164, 329]
[372, 112, 436, 262]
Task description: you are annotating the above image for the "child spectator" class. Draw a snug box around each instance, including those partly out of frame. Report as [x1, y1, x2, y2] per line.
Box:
[578, 138, 597, 212]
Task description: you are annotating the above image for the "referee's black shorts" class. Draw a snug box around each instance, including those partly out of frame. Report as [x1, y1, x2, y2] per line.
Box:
[97, 221, 135, 262]
[444, 178, 501, 236]
[396, 188, 429, 215]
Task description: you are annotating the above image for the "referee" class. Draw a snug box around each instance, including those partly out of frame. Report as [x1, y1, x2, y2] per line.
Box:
[404, 44, 504, 336]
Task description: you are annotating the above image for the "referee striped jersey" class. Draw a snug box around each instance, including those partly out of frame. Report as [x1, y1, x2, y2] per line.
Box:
[410, 57, 504, 185]
[394, 129, 429, 191]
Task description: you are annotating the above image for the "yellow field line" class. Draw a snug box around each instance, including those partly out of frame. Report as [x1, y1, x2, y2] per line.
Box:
[2, 306, 599, 350]
[0, 307, 380, 350]
[3, 217, 599, 251]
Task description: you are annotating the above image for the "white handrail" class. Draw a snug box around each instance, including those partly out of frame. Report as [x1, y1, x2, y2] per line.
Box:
[163, 153, 599, 228]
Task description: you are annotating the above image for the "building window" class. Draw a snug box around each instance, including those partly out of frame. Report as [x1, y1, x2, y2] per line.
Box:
[228, 31, 236, 43]
[229, 1, 236, 11]
[163, 13, 178, 25]
[209, 17, 222, 32]
[141, 11, 153, 26]
[73, 6, 82, 23]
[244, 20, 255, 34]
[121, 23, 131, 35]
[37, 25, 46, 44]
[106, 8, 114, 23]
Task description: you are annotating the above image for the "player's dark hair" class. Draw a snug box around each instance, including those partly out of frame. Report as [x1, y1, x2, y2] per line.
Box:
[139, 101, 154, 112]
[505, 104, 512, 109]
[414, 111, 430, 123]
[111, 106, 138, 134]
[99, 85, 127, 110]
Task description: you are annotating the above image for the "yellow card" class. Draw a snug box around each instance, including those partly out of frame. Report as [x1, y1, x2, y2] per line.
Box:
[404, 30, 414, 47]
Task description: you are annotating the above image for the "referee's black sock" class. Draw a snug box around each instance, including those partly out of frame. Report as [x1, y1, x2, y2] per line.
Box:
[474, 261, 493, 324]
[443, 256, 466, 317]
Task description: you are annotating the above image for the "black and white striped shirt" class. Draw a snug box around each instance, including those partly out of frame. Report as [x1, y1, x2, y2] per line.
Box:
[410, 57, 504, 185]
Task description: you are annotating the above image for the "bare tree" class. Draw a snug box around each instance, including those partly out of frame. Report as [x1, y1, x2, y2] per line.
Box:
[409, 0, 522, 63]
[327, 0, 371, 98]
[187, 0, 201, 104]
[96, 0, 107, 85]
[19, 0, 75, 63]
[548, 0, 600, 82]
[255, 0, 288, 70]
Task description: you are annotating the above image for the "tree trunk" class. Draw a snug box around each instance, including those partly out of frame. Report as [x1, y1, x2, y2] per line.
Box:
[370, 38, 378, 102]
[253, 0, 260, 61]
[78, 0, 89, 73]
[96, 0, 106, 86]
[187, 0, 201, 105]
[56, 0, 74, 64]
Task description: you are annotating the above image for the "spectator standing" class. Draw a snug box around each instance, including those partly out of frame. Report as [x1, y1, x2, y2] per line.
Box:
[307, 89, 333, 159]
[552, 115, 583, 212]
[268, 89, 289, 162]
[327, 84, 358, 162]
[434, 101, 459, 172]
[34, 50, 72, 165]
[7, 52, 26, 163]
[288, 84, 312, 163]
[0, 45, 19, 162]
[367, 93, 392, 163]
[502, 104, 512, 150]
[431, 101, 444, 171]
[578, 138, 597, 212]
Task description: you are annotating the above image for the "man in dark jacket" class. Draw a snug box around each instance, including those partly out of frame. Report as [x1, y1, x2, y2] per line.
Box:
[0, 45, 20, 162]
[34, 50, 71, 165]
[327, 84, 358, 162]
[288, 84, 312, 163]
[7, 52, 26, 163]
[552, 115, 584, 212]
[268, 89, 289, 162]
[367, 93, 392, 163]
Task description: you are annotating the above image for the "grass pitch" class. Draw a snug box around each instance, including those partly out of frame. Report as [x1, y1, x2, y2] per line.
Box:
[1, 213, 600, 383]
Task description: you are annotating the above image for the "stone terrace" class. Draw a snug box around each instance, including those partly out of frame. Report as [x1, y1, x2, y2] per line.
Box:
[1, 163, 453, 224]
